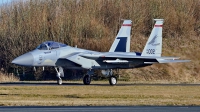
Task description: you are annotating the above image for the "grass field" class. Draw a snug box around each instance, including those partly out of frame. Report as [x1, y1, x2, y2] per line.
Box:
[0, 81, 200, 106]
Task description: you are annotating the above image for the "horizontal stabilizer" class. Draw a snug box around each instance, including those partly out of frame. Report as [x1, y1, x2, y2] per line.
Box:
[157, 59, 190, 63]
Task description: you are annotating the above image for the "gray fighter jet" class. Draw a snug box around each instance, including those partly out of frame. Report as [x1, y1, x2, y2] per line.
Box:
[12, 19, 190, 85]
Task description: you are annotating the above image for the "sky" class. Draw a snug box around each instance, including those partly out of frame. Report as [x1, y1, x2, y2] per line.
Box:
[0, 0, 12, 5]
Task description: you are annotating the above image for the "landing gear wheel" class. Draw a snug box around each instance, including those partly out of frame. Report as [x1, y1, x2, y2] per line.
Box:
[57, 78, 62, 85]
[83, 75, 91, 85]
[109, 76, 117, 85]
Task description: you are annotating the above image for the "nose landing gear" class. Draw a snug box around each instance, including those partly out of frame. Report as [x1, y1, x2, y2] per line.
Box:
[55, 67, 64, 85]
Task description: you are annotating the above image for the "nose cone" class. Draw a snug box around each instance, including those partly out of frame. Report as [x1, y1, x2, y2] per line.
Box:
[12, 53, 34, 66]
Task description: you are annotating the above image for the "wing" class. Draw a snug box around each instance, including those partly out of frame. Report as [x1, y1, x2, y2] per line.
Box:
[80, 52, 190, 64]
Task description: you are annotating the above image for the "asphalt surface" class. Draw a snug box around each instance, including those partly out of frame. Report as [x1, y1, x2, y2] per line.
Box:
[1, 82, 200, 86]
[0, 106, 199, 112]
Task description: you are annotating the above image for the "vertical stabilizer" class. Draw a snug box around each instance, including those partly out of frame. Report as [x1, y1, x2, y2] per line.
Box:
[109, 20, 132, 52]
[141, 19, 164, 57]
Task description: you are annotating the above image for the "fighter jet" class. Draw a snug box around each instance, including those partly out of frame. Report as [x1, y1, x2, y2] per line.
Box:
[12, 19, 190, 85]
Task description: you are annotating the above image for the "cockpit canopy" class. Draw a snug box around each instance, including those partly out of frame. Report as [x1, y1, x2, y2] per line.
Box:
[37, 41, 67, 50]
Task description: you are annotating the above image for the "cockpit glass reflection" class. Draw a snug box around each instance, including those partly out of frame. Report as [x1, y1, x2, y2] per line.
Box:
[38, 44, 48, 50]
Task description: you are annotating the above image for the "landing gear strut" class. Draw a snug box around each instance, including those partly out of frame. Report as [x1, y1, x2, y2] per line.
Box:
[55, 67, 64, 85]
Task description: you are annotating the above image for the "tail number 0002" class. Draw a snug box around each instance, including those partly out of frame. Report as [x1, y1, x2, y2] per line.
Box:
[146, 49, 155, 54]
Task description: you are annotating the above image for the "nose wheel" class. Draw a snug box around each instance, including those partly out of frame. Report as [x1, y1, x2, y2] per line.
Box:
[57, 78, 62, 85]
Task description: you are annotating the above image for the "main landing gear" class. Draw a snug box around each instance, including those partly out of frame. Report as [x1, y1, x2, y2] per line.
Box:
[84, 69, 118, 86]
[107, 69, 117, 86]
[54, 67, 118, 86]
[109, 76, 117, 85]
[55, 67, 64, 85]
[83, 70, 93, 85]
[101, 69, 118, 85]
[83, 75, 91, 85]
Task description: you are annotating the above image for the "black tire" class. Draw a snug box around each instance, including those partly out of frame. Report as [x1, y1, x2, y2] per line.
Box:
[57, 78, 62, 85]
[109, 76, 117, 85]
[83, 75, 91, 85]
